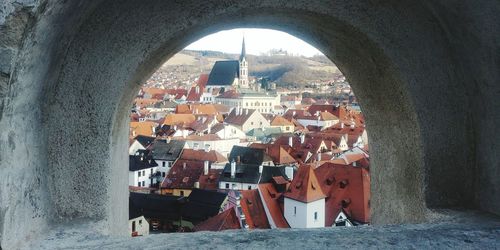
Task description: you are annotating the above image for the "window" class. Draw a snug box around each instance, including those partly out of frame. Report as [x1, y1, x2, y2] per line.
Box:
[248, 185, 252, 190]
[314, 212, 318, 221]
[225, 183, 229, 189]
[132, 221, 136, 232]
[180, 190, 184, 196]
[139, 219, 142, 225]
[162, 162, 166, 167]
[138, 182, 141, 187]
[294, 206, 297, 216]
[286, 126, 290, 131]
[162, 172, 165, 177]
[138, 171, 141, 177]
[142, 170, 145, 176]
[251, 122, 254, 125]
[142, 181, 145, 186]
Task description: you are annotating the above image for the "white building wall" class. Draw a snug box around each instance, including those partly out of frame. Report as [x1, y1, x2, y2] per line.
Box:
[129, 216, 149, 236]
[184, 138, 240, 156]
[129, 167, 160, 187]
[128, 141, 146, 155]
[215, 125, 247, 139]
[284, 198, 325, 228]
[241, 112, 271, 132]
[219, 181, 258, 190]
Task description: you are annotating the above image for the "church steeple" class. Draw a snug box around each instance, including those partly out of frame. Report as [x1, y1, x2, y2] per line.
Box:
[239, 37, 246, 61]
[238, 36, 249, 88]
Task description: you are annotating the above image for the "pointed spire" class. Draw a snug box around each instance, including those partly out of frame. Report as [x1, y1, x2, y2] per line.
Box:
[239, 36, 246, 61]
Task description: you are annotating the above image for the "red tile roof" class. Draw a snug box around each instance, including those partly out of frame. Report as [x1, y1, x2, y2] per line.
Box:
[314, 163, 370, 225]
[198, 169, 222, 191]
[193, 207, 241, 232]
[179, 149, 227, 163]
[240, 189, 271, 229]
[258, 183, 290, 228]
[224, 108, 256, 126]
[162, 160, 203, 189]
[186, 74, 209, 102]
[271, 116, 294, 126]
[284, 165, 326, 203]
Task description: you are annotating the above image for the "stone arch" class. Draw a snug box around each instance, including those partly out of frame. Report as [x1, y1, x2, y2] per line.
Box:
[2, 0, 499, 248]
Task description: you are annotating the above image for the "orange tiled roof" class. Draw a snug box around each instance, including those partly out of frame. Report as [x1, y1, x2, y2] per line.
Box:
[240, 189, 271, 229]
[271, 116, 294, 126]
[180, 149, 227, 163]
[284, 165, 326, 203]
[314, 163, 370, 224]
[193, 207, 241, 232]
[163, 114, 196, 126]
[130, 121, 157, 137]
[258, 183, 290, 228]
[198, 169, 222, 191]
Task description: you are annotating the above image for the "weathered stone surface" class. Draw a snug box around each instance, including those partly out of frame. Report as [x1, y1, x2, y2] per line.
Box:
[1, 0, 499, 249]
[30, 211, 500, 250]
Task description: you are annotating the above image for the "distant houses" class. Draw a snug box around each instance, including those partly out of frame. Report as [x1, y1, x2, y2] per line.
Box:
[128, 37, 370, 233]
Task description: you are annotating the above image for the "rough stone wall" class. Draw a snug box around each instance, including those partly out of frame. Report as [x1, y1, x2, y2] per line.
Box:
[1, 0, 499, 249]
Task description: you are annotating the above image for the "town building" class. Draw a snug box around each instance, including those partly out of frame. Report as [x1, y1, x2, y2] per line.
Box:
[284, 165, 326, 228]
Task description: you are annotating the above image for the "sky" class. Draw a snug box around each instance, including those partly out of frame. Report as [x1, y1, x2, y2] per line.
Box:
[185, 28, 324, 57]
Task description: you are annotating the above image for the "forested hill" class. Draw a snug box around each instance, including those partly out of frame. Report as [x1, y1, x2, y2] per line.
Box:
[162, 50, 342, 88]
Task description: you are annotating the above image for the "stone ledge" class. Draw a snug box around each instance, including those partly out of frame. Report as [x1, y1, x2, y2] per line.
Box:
[29, 211, 500, 250]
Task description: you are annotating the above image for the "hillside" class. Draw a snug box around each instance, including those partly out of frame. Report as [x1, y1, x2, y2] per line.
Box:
[160, 50, 341, 88]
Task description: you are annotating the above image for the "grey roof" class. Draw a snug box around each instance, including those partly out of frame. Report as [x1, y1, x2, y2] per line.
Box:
[151, 139, 185, 161]
[129, 192, 185, 220]
[228, 145, 273, 165]
[246, 127, 282, 140]
[219, 163, 287, 184]
[134, 135, 155, 148]
[182, 189, 228, 224]
[207, 61, 239, 86]
[129, 150, 158, 171]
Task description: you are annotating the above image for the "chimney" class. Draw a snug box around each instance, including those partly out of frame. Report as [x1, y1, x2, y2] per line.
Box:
[352, 161, 357, 167]
[315, 111, 320, 116]
[300, 133, 305, 144]
[245, 109, 249, 115]
[207, 125, 211, 134]
[350, 123, 355, 129]
[292, 111, 296, 117]
[195, 86, 199, 94]
[341, 122, 344, 129]
[259, 165, 263, 174]
[285, 166, 294, 180]
[317, 153, 321, 162]
[183, 162, 186, 170]
[231, 161, 236, 178]
[194, 181, 200, 188]
[182, 130, 187, 138]
[236, 155, 241, 163]
[166, 137, 171, 143]
[202, 117, 207, 123]
[204, 160, 209, 175]
[288, 136, 293, 147]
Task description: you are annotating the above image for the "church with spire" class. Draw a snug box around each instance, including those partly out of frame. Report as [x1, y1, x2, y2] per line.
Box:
[201, 37, 281, 114]
[205, 37, 253, 91]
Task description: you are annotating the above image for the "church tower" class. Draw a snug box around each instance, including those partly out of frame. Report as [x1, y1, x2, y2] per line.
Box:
[239, 37, 249, 88]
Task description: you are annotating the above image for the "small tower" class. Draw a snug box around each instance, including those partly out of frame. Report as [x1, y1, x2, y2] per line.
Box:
[239, 37, 249, 88]
[284, 165, 326, 228]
